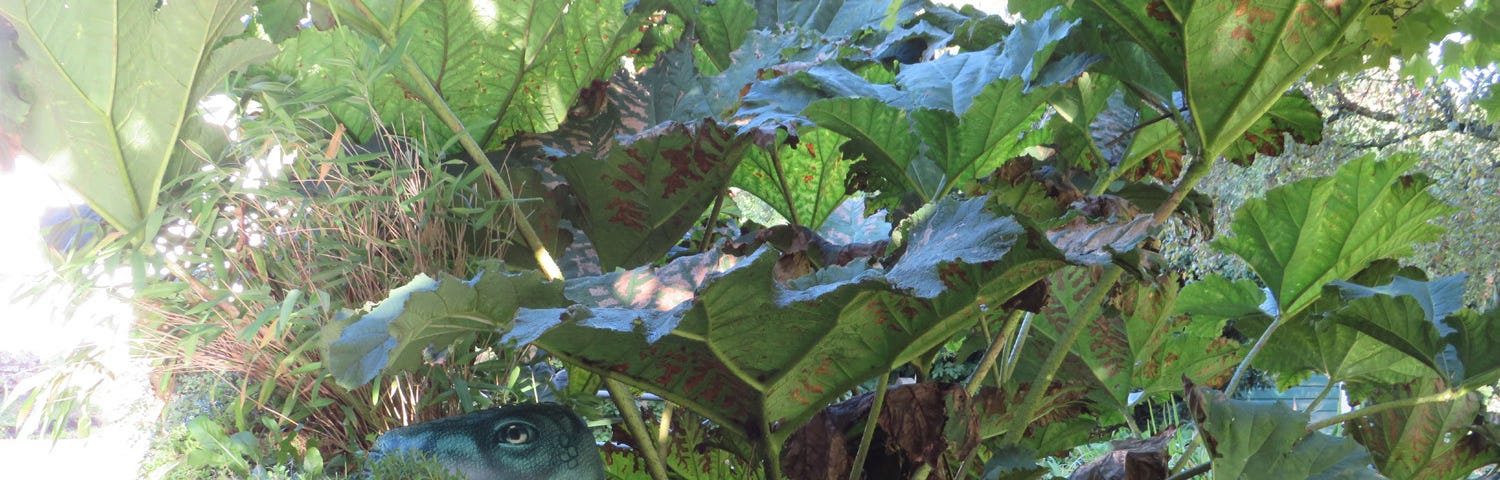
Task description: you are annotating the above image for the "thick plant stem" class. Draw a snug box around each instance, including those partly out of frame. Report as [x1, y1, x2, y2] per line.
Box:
[966, 310, 1025, 398]
[848, 373, 891, 480]
[1000, 312, 1034, 385]
[1224, 317, 1281, 396]
[768, 147, 801, 226]
[656, 402, 675, 469]
[700, 194, 727, 252]
[1004, 153, 1215, 445]
[605, 379, 670, 480]
[761, 419, 785, 480]
[1307, 386, 1471, 432]
[339, 2, 563, 280]
[1002, 266, 1124, 444]
[1309, 380, 1337, 415]
[396, 56, 563, 280]
[1151, 153, 1216, 225]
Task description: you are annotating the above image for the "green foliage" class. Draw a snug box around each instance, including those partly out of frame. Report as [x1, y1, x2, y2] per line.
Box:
[1186, 382, 1383, 480]
[0, 0, 275, 233]
[367, 450, 467, 480]
[1348, 377, 1500, 480]
[7, 0, 1500, 478]
[1213, 153, 1454, 319]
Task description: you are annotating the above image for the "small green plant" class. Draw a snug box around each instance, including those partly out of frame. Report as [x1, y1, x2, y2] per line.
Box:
[366, 451, 466, 480]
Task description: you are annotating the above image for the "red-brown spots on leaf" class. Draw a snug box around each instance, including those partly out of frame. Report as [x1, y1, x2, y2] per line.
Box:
[657, 361, 684, 385]
[802, 174, 815, 183]
[1230, 25, 1257, 42]
[1235, 0, 1276, 24]
[937, 262, 970, 289]
[1146, 1, 1174, 22]
[621, 154, 647, 183]
[662, 149, 706, 197]
[607, 198, 647, 231]
[805, 142, 817, 157]
[609, 176, 636, 193]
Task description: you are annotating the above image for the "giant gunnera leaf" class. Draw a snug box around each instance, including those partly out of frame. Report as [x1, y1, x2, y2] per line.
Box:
[0, 0, 275, 233]
[270, 0, 642, 149]
[321, 268, 568, 389]
[1213, 153, 1454, 321]
[1348, 377, 1500, 480]
[554, 120, 756, 270]
[1185, 380, 1382, 480]
[326, 196, 1067, 441]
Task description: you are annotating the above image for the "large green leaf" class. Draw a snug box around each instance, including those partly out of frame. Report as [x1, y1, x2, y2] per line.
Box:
[1348, 377, 1500, 480]
[1, 0, 274, 232]
[321, 268, 567, 389]
[1183, 0, 1367, 157]
[1213, 153, 1454, 319]
[888, 197, 1028, 298]
[1247, 314, 1430, 392]
[1185, 381, 1382, 480]
[554, 120, 755, 270]
[730, 128, 855, 229]
[1331, 275, 1468, 381]
[936, 77, 1048, 192]
[1075, 0, 1360, 159]
[1173, 275, 1272, 326]
[1029, 269, 1242, 407]
[1451, 307, 1500, 386]
[1073, 0, 1188, 89]
[892, 9, 1082, 114]
[540, 196, 1068, 438]
[321, 196, 1062, 440]
[271, 0, 640, 148]
[752, 0, 908, 39]
[804, 97, 935, 202]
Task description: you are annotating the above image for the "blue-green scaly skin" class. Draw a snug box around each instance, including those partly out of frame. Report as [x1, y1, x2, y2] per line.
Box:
[371, 404, 604, 480]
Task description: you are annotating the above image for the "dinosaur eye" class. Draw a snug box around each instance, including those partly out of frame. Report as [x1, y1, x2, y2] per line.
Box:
[496, 422, 537, 445]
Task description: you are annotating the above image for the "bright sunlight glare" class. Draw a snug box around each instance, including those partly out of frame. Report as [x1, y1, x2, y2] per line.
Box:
[0, 157, 156, 479]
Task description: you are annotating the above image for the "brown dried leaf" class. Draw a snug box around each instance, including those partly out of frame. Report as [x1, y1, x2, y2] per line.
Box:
[1067, 427, 1175, 480]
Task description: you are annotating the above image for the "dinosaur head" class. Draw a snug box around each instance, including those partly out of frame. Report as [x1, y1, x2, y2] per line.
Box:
[371, 403, 605, 480]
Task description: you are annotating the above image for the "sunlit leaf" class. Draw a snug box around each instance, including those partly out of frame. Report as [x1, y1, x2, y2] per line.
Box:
[1213, 154, 1454, 319]
[1, 0, 274, 232]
